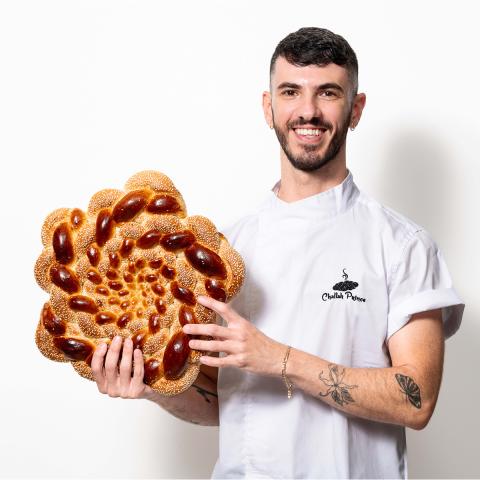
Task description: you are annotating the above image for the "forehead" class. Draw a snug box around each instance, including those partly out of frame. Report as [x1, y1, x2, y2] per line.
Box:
[271, 55, 349, 89]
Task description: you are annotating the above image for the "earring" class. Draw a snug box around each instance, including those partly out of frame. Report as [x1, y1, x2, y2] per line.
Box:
[350, 124, 356, 131]
[269, 124, 273, 129]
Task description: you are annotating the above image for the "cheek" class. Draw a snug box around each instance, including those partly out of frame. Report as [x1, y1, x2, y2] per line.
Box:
[323, 104, 344, 121]
[273, 105, 296, 126]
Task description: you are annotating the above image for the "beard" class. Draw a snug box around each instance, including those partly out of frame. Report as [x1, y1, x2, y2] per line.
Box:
[272, 109, 351, 172]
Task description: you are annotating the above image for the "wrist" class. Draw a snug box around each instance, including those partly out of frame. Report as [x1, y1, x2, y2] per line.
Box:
[140, 387, 159, 402]
[268, 341, 288, 378]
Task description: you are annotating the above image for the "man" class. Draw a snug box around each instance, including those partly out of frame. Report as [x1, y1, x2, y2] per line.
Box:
[92, 27, 464, 478]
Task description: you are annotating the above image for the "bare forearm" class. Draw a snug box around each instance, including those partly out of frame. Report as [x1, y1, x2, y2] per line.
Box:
[287, 348, 432, 430]
[142, 371, 219, 426]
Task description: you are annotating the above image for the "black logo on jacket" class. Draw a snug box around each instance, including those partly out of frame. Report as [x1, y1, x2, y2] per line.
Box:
[322, 269, 366, 302]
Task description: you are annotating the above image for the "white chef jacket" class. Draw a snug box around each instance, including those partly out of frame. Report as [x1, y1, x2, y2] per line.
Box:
[211, 169, 464, 479]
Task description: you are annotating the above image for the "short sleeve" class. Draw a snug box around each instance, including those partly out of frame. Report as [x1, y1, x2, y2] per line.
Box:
[386, 230, 464, 342]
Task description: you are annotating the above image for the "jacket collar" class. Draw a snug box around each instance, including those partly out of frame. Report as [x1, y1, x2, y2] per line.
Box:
[265, 169, 359, 220]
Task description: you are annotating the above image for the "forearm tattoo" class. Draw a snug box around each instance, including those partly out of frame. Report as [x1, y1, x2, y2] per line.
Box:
[192, 383, 218, 403]
[395, 373, 422, 409]
[318, 364, 358, 406]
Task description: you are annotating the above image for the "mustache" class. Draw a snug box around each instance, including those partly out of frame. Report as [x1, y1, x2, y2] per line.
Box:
[288, 120, 332, 130]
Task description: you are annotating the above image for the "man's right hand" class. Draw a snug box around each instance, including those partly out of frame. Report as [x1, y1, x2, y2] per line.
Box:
[91, 334, 219, 425]
[91, 335, 154, 400]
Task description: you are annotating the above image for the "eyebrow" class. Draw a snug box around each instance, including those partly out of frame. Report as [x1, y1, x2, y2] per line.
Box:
[276, 81, 344, 93]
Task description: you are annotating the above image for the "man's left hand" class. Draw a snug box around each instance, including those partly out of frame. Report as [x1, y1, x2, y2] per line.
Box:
[183, 295, 285, 377]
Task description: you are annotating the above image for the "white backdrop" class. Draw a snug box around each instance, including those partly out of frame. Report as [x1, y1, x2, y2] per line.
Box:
[1, 1, 478, 478]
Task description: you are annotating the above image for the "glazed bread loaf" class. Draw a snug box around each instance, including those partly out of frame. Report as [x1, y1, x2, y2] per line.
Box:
[34, 170, 245, 396]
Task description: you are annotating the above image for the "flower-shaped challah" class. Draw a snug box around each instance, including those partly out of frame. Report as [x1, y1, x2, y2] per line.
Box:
[34, 170, 245, 396]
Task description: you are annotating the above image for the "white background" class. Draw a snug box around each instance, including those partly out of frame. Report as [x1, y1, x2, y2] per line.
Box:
[1, 0, 478, 478]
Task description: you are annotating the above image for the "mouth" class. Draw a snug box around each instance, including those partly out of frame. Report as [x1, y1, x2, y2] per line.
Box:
[292, 127, 327, 143]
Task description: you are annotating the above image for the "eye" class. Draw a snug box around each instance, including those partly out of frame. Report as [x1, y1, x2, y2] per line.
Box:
[282, 89, 297, 96]
[321, 90, 337, 98]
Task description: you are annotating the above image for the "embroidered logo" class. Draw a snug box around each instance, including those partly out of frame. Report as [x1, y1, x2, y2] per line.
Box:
[333, 269, 358, 291]
[322, 269, 366, 303]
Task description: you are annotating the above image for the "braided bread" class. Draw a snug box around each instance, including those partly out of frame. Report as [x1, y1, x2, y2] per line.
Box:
[34, 170, 245, 396]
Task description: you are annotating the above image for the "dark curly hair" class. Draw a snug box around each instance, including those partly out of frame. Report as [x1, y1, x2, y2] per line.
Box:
[270, 27, 358, 103]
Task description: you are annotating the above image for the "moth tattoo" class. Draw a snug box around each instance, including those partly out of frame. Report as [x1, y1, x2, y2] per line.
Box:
[318, 364, 358, 406]
[395, 373, 422, 409]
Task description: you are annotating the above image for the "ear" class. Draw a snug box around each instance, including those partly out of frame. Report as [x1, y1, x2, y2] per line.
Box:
[262, 90, 273, 128]
[350, 93, 366, 128]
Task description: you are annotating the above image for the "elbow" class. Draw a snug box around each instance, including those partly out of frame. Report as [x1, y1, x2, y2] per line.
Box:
[408, 402, 435, 431]
[409, 416, 429, 431]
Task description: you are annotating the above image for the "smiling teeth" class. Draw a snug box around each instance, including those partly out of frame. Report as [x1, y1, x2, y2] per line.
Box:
[295, 128, 323, 136]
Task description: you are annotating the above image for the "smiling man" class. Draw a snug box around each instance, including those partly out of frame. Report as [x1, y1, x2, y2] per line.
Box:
[269, 57, 356, 176]
[92, 27, 464, 479]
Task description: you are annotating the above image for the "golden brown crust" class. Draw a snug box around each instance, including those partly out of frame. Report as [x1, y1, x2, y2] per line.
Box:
[34, 170, 245, 396]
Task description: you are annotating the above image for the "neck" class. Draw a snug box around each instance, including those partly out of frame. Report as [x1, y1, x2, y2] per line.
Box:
[276, 149, 348, 203]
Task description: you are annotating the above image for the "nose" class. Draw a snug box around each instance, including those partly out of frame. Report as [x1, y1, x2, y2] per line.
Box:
[295, 93, 322, 124]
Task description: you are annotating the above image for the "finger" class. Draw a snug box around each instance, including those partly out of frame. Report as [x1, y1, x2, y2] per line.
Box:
[197, 295, 233, 322]
[119, 337, 134, 389]
[91, 343, 107, 390]
[199, 354, 231, 368]
[182, 322, 232, 339]
[105, 335, 122, 384]
[189, 338, 232, 353]
[132, 347, 145, 383]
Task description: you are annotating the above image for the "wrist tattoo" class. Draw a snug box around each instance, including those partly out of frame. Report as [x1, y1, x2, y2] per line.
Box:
[192, 383, 218, 403]
[318, 364, 358, 406]
[395, 373, 421, 409]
